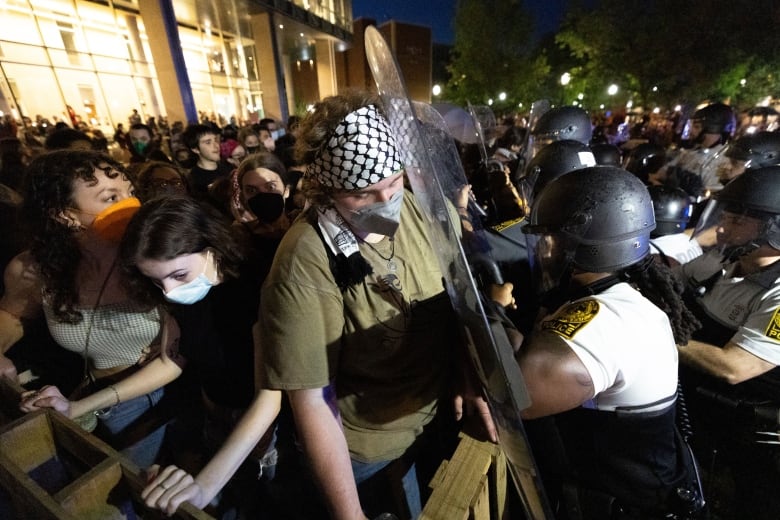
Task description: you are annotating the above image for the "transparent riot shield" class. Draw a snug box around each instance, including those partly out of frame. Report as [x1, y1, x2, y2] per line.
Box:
[364, 25, 552, 520]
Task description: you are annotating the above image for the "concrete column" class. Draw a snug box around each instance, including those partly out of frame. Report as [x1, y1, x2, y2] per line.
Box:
[136, 0, 197, 124]
[249, 12, 288, 123]
[315, 39, 336, 99]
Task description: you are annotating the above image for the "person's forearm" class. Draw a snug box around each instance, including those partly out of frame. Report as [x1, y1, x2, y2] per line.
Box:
[678, 340, 730, 379]
[291, 395, 366, 520]
[678, 340, 775, 384]
[70, 357, 182, 418]
[193, 389, 282, 507]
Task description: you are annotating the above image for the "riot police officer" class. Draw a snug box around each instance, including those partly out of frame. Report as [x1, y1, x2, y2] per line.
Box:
[530, 106, 593, 154]
[670, 102, 736, 193]
[519, 139, 596, 211]
[648, 185, 702, 266]
[717, 130, 780, 185]
[625, 142, 668, 185]
[518, 166, 703, 519]
[677, 166, 780, 519]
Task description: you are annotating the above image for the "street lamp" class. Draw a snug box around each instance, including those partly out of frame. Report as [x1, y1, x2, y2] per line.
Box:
[607, 84, 619, 96]
[560, 72, 571, 105]
[432, 84, 441, 97]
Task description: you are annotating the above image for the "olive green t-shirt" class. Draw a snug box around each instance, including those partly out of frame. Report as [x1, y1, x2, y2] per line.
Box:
[259, 193, 457, 462]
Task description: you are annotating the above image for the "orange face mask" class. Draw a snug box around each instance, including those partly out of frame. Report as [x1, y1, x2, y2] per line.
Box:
[89, 197, 141, 243]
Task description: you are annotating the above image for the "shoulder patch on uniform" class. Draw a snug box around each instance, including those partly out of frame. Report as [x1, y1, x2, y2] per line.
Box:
[491, 217, 525, 233]
[542, 299, 600, 340]
[764, 307, 780, 342]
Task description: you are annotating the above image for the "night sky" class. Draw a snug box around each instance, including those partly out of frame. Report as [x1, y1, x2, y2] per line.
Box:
[350, 0, 569, 44]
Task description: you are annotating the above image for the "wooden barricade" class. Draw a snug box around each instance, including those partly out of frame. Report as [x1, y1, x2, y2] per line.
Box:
[0, 377, 212, 520]
[421, 432, 508, 520]
[1, 375, 510, 520]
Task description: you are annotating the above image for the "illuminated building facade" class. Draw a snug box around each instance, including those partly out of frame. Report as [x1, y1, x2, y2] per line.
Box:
[0, 0, 353, 134]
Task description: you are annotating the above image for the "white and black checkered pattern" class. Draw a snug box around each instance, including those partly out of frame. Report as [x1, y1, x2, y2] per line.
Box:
[44, 302, 161, 369]
[308, 105, 403, 190]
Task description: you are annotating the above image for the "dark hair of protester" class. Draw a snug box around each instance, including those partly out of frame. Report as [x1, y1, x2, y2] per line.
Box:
[495, 125, 527, 150]
[181, 123, 219, 151]
[628, 260, 701, 345]
[22, 150, 128, 322]
[134, 161, 192, 202]
[0, 137, 29, 191]
[236, 151, 289, 187]
[120, 195, 246, 305]
[44, 128, 92, 150]
[129, 122, 153, 136]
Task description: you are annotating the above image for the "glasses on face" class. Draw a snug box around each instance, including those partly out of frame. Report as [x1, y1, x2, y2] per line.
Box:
[231, 153, 246, 161]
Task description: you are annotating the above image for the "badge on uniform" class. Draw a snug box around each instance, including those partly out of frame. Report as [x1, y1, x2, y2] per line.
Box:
[542, 299, 600, 340]
[764, 307, 780, 341]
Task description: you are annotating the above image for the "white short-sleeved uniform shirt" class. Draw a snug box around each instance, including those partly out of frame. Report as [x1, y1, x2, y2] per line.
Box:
[650, 233, 703, 265]
[540, 282, 679, 413]
[679, 252, 780, 365]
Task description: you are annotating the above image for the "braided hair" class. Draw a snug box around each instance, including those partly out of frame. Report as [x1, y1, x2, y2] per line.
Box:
[627, 258, 701, 345]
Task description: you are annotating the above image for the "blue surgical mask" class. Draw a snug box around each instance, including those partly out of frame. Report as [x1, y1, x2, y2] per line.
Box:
[344, 189, 404, 237]
[164, 250, 215, 304]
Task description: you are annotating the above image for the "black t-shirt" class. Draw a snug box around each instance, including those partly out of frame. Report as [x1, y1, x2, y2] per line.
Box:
[189, 161, 234, 197]
[171, 268, 261, 409]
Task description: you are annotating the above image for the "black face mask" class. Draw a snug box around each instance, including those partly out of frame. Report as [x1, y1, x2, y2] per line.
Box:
[247, 191, 285, 223]
[246, 146, 260, 154]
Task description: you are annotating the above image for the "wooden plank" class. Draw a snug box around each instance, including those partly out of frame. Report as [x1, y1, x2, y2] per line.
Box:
[470, 474, 489, 519]
[0, 449, 77, 520]
[56, 459, 126, 519]
[0, 410, 214, 519]
[49, 410, 115, 467]
[420, 433, 498, 520]
[0, 410, 57, 472]
[490, 446, 508, 519]
[428, 459, 449, 491]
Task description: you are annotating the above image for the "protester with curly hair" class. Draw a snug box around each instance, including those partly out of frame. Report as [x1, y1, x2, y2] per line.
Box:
[1, 150, 182, 468]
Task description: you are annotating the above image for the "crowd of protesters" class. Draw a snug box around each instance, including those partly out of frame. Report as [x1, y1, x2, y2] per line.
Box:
[0, 94, 779, 520]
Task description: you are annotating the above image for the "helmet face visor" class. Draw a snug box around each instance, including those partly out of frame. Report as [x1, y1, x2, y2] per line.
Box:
[526, 231, 581, 295]
[693, 198, 773, 257]
[530, 134, 551, 157]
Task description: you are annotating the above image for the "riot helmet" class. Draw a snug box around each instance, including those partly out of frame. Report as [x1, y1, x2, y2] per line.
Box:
[692, 166, 780, 258]
[523, 166, 655, 293]
[624, 143, 667, 184]
[520, 140, 596, 209]
[531, 106, 592, 149]
[590, 143, 622, 166]
[718, 131, 780, 186]
[725, 131, 780, 168]
[648, 185, 692, 237]
[687, 103, 736, 145]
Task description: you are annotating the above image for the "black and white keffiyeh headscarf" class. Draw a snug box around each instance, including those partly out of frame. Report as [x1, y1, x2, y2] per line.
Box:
[307, 104, 403, 190]
[307, 104, 405, 289]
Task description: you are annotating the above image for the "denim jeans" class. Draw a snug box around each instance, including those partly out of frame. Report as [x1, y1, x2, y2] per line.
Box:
[96, 387, 166, 468]
[352, 456, 421, 520]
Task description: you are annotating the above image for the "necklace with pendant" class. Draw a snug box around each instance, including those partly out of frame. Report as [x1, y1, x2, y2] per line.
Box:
[361, 237, 397, 272]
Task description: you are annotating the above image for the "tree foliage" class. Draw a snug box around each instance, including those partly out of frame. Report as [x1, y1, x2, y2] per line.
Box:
[553, 0, 780, 112]
[445, 0, 780, 115]
[446, 0, 549, 112]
